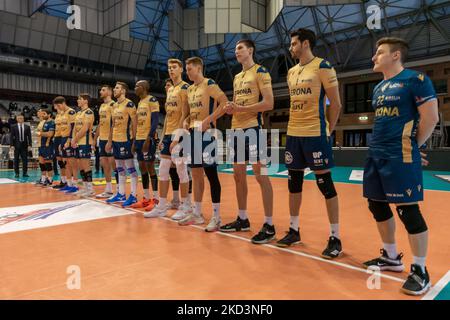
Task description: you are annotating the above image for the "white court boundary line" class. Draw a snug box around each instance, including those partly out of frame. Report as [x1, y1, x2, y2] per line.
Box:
[422, 270, 450, 300]
[89, 197, 405, 284]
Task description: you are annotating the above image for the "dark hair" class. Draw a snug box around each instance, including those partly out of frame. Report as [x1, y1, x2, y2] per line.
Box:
[136, 80, 150, 93]
[237, 39, 256, 58]
[376, 37, 409, 64]
[78, 93, 91, 103]
[52, 96, 66, 105]
[290, 28, 317, 50]
[39, 107, 49, 114]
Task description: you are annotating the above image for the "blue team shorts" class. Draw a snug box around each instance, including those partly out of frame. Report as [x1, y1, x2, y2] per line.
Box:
[363, 157, 424, 203]
[284, 135, 334, 171]
[99, 140, 113, 158]
[75, 144, 92, 159]
[134, 139, 156, 162]
[38, 145, 54, 161]
[112, 140, 133, 160]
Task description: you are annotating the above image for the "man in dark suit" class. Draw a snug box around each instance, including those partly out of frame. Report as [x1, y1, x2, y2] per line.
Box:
[10, 114, 32, 178]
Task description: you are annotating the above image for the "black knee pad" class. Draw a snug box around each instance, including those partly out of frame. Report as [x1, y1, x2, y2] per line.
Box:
[288, 170, 304, 194]
[39, 163, 45, 172]
[58, 160, 66, 169]
[150, 174, 158, 191]
[396, 205, 428, 235]
[204, 167, 221, 203]
[368, 199, 393, 222]
[169, 167, 180, 190]
[85, 170, 93, 183]
[80, 170, 86, 182]
[315, 172, 337, 199]
[141, 173, 150, 189]
[45, 162, 53, 172]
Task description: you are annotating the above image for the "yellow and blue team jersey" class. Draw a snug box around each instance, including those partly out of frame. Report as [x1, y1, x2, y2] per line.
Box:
[98, 101, 115, 141]
[73, 108, 95, 146]
[187, 78, 225, 129]
[165, 81, 189, 135]
[287, 57, 338, 137]
[112, 98, 137, 143]
[369, 69, 436, 163]
[136, 95, 160, 140]
[59, 107, 77, 138]
[54, 112, 63, 138]
[232, 64, 272, 129]
[39, 119, 55, 147]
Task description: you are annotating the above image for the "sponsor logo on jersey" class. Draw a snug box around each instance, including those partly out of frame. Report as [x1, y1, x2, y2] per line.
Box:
[235, 88, 252, 95]
[290, 87, 312, 96]
[375, 106, 400, 117]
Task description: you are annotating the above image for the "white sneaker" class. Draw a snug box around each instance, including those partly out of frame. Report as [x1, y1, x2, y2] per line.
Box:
[143, 205, 168, 218]
[83, 190, 96, 197]
[205, 216, 221, 232]
[75, 189, 86, 196]
[171, 203, 192, 221]
[96, 191, 114, 199]
[166, 199, 180, 210]
[178, 213, 205, 226]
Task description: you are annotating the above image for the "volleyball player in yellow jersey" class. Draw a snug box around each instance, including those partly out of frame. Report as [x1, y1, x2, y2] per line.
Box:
[178, 56, 228, 231]
[219, 40, 276, 245]
[51, 107, 67, 189]
[92, 85, 118, 199]
[52, 96, 79, 193]
[130, 80, 160, 211]
[71, 94, 95, 197]
[105, 82, 138, 207]
[275, 29, 343, 259]
[145, 59, 190, 219]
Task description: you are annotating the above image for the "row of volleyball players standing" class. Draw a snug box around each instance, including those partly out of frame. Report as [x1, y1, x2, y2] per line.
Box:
[37, 28, 437, 296]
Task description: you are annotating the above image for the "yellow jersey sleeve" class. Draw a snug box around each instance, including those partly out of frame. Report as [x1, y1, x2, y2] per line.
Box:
[207, 79, 225, 100]
[318, 59, 338, 89]
[149, 96, 160, 113]
[256, 65, 272, 91]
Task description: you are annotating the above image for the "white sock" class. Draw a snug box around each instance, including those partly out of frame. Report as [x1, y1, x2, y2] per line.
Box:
[264, 216, 273, 226]
[131, 175, 138, 196]
[290, 216, 299, 231]
[187, 193, 192, 203]
[181, 197, 187, 205]
[143, 189, 150, 199]
[41, 175, 46, 182]
[238, 209, 248, 220]
[330, 224, 340, 239]
[194, 202, 202, 216]
[119, 175, 126, 195]
[83, 181, 88, 189]
[153, 191, 159, 200]
[72, 179, 78, 187]
[159, 197, 167, 208]
[212, 203, 220, 219]
[383, 243, 398, 260]
[87, 182, 93, 192]
[61, 176, 67, 183]
[67, 179, 73, 187]
[413, 256, 426, 272]
[173, 191, 180, 202]
[106, 182, 112, 193]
